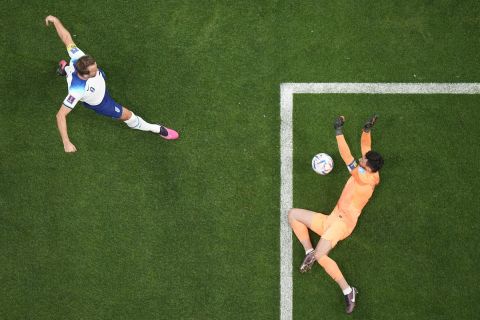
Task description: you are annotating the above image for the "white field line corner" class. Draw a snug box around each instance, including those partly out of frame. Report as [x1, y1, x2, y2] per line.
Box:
[279, 82, 480, 320]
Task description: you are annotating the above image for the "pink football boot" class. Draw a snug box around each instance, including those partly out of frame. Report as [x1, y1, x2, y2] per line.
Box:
[159, 125, 179, 140]
[56, 59, 68, 76]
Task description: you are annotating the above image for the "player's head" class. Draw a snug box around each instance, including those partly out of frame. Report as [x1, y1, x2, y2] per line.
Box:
[75, 55, 97, 79]
[360, 151, 384, 172]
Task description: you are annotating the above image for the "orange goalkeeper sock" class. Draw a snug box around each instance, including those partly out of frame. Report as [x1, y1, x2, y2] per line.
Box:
[318, 255, 344, 282]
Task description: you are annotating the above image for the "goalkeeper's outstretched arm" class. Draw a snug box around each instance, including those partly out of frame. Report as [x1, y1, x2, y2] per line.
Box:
[45, 15, 75, 48]
[361, 115, 378, 156]
[334, 116, 355, 165]
[361, 132, 371, 156]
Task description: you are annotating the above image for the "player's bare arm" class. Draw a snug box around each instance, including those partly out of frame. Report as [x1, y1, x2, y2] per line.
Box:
[56, 105, 77, 153]
[45, 15, 75, 48]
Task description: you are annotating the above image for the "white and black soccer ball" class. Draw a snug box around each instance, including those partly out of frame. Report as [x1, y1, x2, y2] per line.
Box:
[311, 153, 334, 175]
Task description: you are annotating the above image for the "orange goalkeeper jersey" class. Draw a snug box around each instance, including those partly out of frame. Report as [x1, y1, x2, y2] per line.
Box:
[335, 132, 380, 230]
[337, 167, 379, 227]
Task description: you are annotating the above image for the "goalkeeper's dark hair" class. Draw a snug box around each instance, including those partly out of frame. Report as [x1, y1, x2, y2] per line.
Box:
[75, 55, 96, 75]
[365, 151, 384, 172]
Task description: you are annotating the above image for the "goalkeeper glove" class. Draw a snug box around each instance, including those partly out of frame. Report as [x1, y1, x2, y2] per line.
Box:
[334, 116, 345, 135]
[363, 114, 378, 133]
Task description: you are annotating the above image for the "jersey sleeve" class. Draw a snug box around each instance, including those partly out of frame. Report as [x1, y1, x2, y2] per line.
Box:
[66, 44, 86, 62]
[62, 90, 83, 109]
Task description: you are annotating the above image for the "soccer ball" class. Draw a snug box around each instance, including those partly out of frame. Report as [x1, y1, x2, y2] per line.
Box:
[311, 153, 334, 175]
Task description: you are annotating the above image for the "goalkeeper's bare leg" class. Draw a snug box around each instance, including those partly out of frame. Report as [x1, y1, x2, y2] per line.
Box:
[288, 208, 318, 272]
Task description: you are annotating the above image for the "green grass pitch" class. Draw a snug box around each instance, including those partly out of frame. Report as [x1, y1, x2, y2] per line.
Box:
[1, 1, 479, 319]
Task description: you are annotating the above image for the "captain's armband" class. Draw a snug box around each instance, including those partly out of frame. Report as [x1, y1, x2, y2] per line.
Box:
[66, 44, 85, 59]
[347, 160, 358, 172]
[67, 43, 78, 52]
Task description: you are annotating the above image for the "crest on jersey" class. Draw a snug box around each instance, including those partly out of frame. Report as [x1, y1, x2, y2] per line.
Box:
[67, 95, 75, 104]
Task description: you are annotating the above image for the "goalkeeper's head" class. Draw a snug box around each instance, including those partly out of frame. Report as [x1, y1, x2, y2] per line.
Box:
[361, 151, 384, 172]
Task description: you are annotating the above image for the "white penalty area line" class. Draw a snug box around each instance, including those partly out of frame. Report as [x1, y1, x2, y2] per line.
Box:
[279, 82, 480, 320]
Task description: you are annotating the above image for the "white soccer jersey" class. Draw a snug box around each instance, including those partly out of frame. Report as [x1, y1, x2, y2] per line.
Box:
[62, 45, 106, 109]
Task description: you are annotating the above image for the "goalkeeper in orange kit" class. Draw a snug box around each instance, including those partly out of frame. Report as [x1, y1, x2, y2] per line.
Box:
[288, 115, 384, 314]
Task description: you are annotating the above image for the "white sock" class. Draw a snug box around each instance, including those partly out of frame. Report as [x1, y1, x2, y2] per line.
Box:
[124, 112, 160, 133]
[343, 287, 352, 295]
[305, 248, 314, 255]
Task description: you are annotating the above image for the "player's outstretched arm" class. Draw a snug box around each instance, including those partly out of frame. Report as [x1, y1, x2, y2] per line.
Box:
[334, 116, 355, 165]
[45, 15, 75, 48]
[361, 115, 377, 156]
[56, 105, 77, 153]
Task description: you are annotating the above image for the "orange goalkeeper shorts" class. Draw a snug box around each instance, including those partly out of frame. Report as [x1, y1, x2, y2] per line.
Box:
[310, 206, 353, 247]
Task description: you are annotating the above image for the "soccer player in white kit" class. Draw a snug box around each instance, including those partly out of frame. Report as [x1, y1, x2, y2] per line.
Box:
[45, 15, 179, 153]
